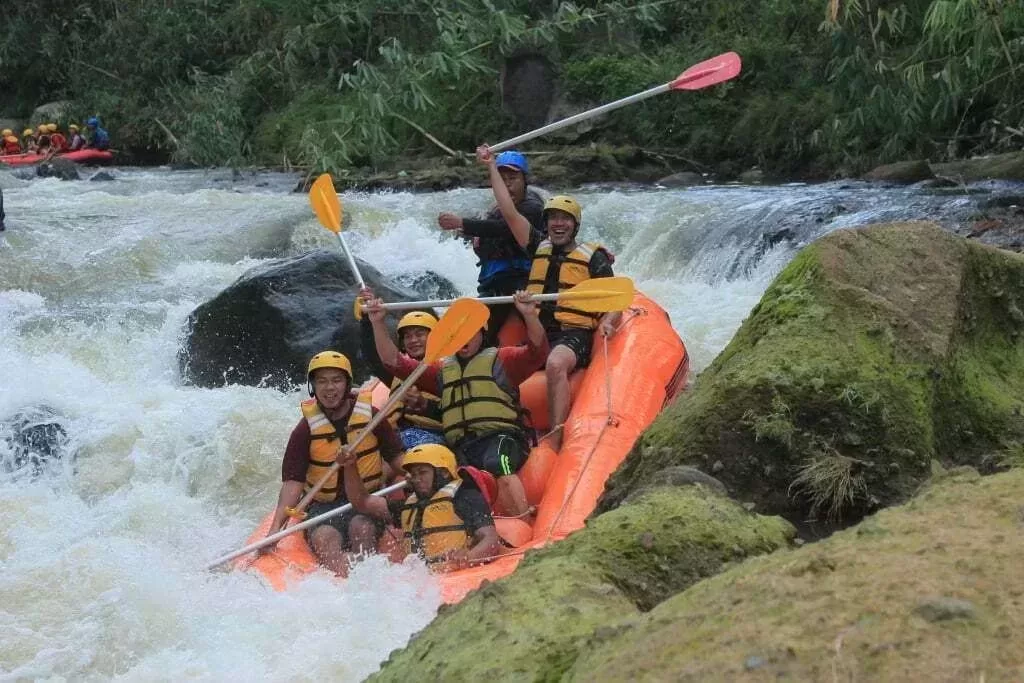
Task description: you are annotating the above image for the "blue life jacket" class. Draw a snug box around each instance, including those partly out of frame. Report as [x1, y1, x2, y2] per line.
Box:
[478, 258, 532, 285]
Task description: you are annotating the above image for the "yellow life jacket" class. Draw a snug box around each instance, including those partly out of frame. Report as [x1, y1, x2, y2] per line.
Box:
[300, 390, 381, 503]
[440, 347, 522, 446]
[386, 376, 444, 432]
[526, 240, 603, 330]
[400, 480, 469, 567]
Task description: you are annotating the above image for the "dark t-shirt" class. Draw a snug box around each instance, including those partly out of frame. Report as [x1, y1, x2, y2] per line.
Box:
[388, 485, 494, 536]
[538, 245, 615, 332]
[280, 402, 403, 483]
[461, 189, 547, 261]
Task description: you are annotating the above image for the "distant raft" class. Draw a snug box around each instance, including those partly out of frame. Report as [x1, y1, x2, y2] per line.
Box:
[0, 149, 114, 167]
[238, 292, 689, 605]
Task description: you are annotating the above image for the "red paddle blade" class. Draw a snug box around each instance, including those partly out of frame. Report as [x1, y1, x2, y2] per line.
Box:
[671, 52, 742, 91]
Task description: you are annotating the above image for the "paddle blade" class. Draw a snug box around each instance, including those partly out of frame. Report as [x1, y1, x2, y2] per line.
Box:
[310, 174, 343, 233]
[671, 52, 742, 91]
[426, 298, 490, 361]
[557, 276, 635, 312]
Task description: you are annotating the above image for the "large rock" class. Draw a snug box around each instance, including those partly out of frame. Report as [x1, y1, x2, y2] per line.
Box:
[36, 158, 80, 181]
[1, 405, 71, 476]
[863, 159, 934, 183]
[599, 222, 1024, 526]
[501, 52, 558, 132]
[565, 467, 1024, 681]
[370, 484, 794, 681]
[932, 151, 1024, 181]
[179, 250, 454, 389]
[30, 101, 74, 127]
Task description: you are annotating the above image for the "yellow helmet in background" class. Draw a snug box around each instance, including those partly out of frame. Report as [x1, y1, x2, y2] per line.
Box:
[401, 444, 459, 481]
[69, 124, 79, 132]
[1, 129, 11, 137]
[306, 350, 352, 379]
[397, 310, 438, 334]
[46, 123, 58, 133]
[4, 135, 18, 144]
[37, 124, 47, 133]
[23, 129, 33, 137]
[542, 195, 582, 226]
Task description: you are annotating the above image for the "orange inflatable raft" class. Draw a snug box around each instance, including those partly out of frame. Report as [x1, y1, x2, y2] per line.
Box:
[238, 292, 688, 604]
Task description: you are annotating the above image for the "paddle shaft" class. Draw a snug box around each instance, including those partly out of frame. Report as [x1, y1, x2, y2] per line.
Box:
[290, 363, 429, 514]
[491, 82, 672, 152]
[363, 291, 581, 314]
[203, 480, 407, 570]
[334, 232, 366, 290]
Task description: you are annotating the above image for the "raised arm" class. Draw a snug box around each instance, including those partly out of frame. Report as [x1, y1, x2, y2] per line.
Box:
[477, 145, 532, 249]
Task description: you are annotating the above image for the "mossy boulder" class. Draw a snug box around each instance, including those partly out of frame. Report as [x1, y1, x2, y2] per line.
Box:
[565, 467, 1024, 681]
[600, 222, 1024, 525]
[369, 485, 794, 681]
[932, 151, 1024, 182]
[863, 159, 934, 183]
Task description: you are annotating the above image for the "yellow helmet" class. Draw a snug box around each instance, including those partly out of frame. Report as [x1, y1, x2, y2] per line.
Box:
[1, 129, 11, 137]
[397, 310, 438, 334]
[23, 129, 33, 137]
[402, 444, 459, 481]
[306, 350, 352, 380]
[46, 123, 58, 133]
[37, 124, 48, 133]
[543, 195, 582, 226]
[69, 124, 79, 132]
[4, 136, 17, 144]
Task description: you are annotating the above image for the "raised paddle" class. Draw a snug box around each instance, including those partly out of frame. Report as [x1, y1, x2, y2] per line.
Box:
[354, 276, 635, 320]
[203, 480, 408, 571]
[490, 51, 741, 152]
[285, 297, 490, 519]
[309, 173, 366, 289]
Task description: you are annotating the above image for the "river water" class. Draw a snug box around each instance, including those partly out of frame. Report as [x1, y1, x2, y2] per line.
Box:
[0, 166, 1014, 680]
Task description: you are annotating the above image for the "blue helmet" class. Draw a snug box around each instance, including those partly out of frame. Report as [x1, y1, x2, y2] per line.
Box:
[495, 150, 528, 175]
[86, 117, 99, 127]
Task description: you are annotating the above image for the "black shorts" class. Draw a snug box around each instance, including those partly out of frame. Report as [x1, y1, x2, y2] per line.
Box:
[305, 501, 386, 548]
[549, 327, 595, 369]
[458, 432, 528, 477]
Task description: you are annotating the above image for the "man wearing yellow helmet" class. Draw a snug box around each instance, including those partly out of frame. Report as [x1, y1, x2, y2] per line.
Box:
[34, 124, 51, 153]
[2, 131, 21, 156]
[21, 129, 36, 153]
[341, 443, 500, 571]
[477, 145, 621, 452]
[264, 350, 405, 575]
[68, 125, 86, 151]
[48, 124, 68, 153]
[358, 288, 445, 448]
[365, 290, 547, 518]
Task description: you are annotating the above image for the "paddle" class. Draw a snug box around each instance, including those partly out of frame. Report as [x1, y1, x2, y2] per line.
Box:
[490, 51, 741, 152]
[203, 480, 408, 571]
[285, 297, 490, 520]
[310, 173, 366, 289]
[354, 276, 635, 320]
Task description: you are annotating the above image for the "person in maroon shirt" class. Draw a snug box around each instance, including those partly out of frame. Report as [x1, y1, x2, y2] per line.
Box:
[364, 291, 548, 517]
[262, 352, 404, 576]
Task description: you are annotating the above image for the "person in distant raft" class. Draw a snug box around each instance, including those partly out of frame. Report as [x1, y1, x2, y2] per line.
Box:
[365, 291, 548, 518]
[34, 124, 51, 153]
[477, 145, 620, 452]
[341, 443, 500, 571]
[1, 130, 20, 155]
[86, 117, 110, 150]
[48, 124, 68, 152]
[264, 351, 405, 576]
[22, 129, 36, 153]
[68, 124, 86, 151]
[437, 150, 546, 343]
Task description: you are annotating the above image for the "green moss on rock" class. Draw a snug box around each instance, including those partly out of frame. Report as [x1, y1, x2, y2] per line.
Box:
[600, 222, 1024, 525]
[567, 467, 1024, 682]
[369, 485, 793, 682]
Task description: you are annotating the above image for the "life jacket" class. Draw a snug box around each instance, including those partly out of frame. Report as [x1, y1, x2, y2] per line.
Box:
[2, 138, 20, 155]
[69, 134, 85, 151]
[50, 133, 68, 152]
[300, 390, 381, 503]
[400, 480, 469, 567]
[440, 347, 523, 446]
[387, 376, 443, 432]
[473, 189, 545, 271]
[526, 240, 604, 330]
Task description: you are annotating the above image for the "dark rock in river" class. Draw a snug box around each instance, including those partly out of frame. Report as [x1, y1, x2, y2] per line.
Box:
[37, 157, 80, 181]
[1, 405, 70, 476]
[179, 250, 457, 389]
[863, 159, 934, 184]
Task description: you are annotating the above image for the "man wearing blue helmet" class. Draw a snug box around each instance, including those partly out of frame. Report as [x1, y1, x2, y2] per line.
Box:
[438, 149, 546, 343]
[85, 117, 110, 151]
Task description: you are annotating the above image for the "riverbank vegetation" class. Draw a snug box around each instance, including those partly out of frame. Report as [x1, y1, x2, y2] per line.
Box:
[2, 0, 1021, 177]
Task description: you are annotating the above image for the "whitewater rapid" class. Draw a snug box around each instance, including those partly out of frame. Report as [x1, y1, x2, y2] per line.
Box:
[0, 166, 997, 680]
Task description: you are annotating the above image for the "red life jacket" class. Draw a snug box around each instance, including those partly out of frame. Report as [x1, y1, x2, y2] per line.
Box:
[50, 133, 68, 152]
[2, 139, 21, 155]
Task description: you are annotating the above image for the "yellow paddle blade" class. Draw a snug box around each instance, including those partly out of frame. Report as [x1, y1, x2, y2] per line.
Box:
[425, 298, 490, 362]
[556, 276, 636, 312]
[310, 173, 342, 234]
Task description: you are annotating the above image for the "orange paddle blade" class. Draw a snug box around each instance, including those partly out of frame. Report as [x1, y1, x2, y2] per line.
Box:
[426, 298, 490, 362]
[310, 173, 342, 233]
